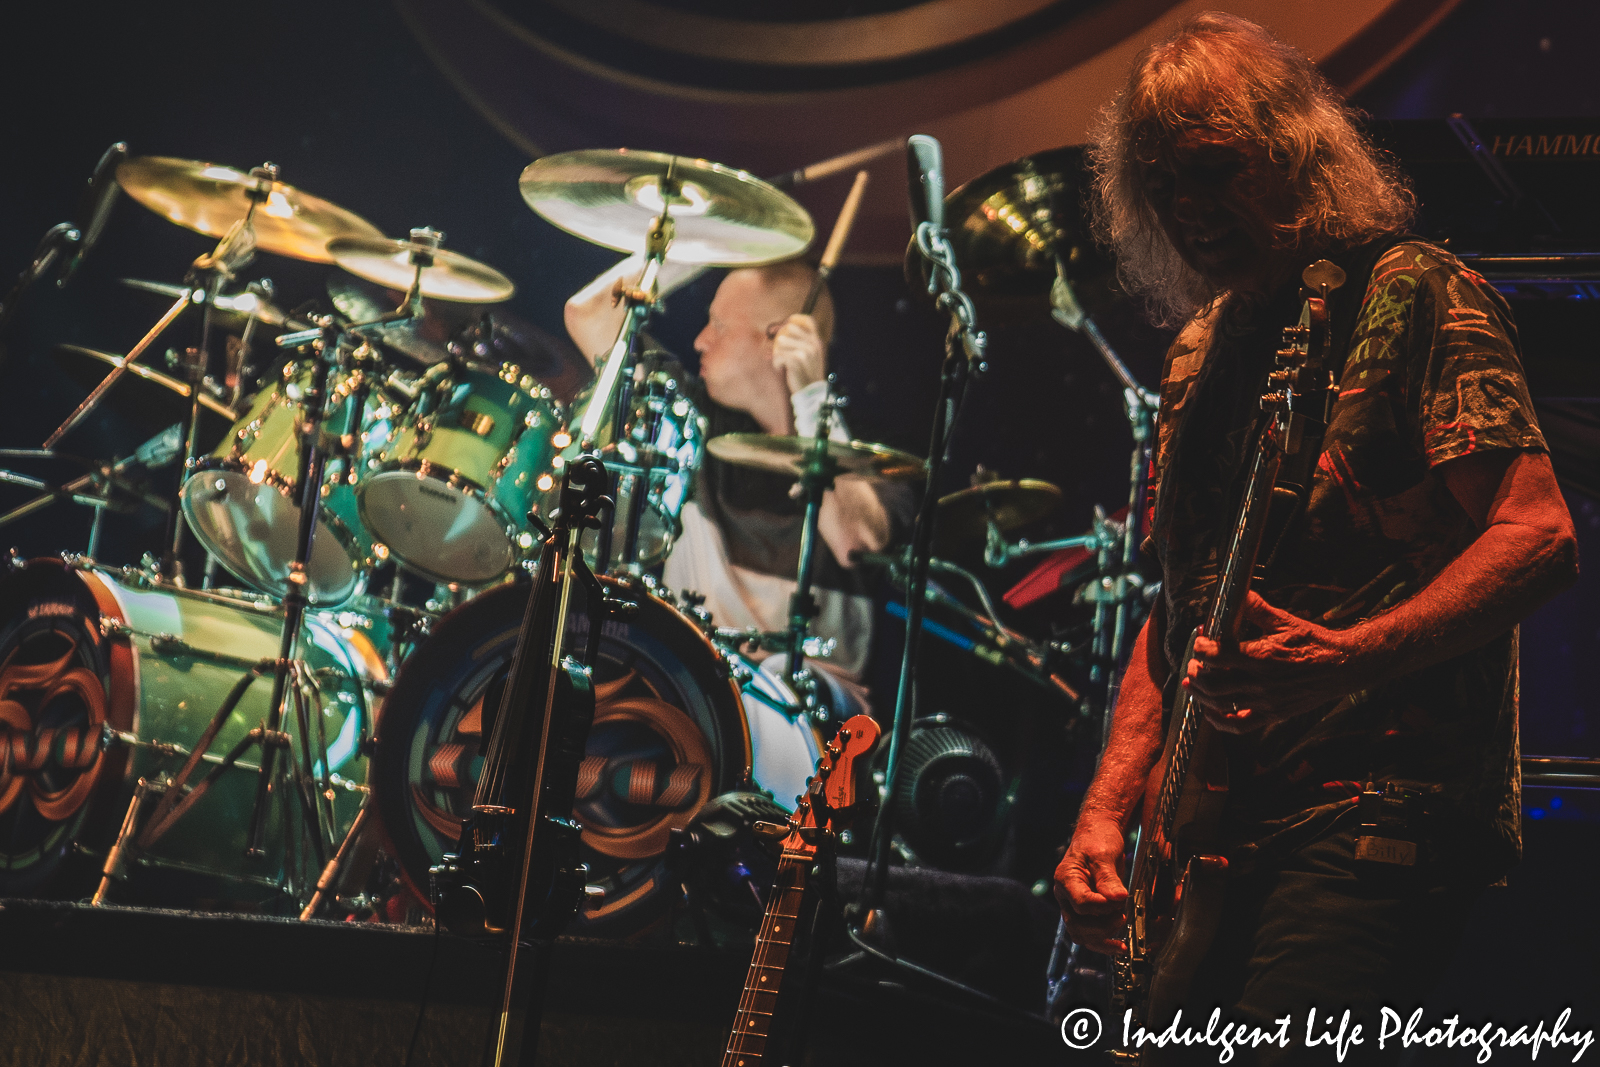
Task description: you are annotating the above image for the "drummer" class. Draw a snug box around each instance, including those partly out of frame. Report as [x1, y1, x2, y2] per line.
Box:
[565, 255, 913, 696]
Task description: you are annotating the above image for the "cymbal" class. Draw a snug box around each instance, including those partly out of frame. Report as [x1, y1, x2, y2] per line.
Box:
[119, 277, 300, 329]
[116, 156, 383, 263]
[707, 433, 923, 481]
[327, 275, 591, 401]
[519, 149, 814, 266]
[906, 145, 1117, 316]
[936, 478, 1062, 553]
[53, 345, 237, 441]
[326, 236, 515, 303]
[327, 275, 454, 363]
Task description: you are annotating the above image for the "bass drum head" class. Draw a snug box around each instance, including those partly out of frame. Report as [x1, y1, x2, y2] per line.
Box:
[0, 560, 130, 895]
[372, 580, 753, 936]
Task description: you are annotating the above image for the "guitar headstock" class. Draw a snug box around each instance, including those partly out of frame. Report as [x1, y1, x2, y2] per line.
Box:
[763, 715, 881, 855]
[818, 715, 880, 812]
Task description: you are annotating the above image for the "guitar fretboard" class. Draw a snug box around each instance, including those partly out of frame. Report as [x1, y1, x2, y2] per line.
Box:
[720, 851, 811, 1067]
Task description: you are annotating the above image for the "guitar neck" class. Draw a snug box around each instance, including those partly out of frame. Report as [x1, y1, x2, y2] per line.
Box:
[721, 851, 812, 1067]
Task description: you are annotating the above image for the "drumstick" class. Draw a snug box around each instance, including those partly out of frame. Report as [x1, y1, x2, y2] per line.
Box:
[803, 169, 870, 315]
[767, 139, 900, 189]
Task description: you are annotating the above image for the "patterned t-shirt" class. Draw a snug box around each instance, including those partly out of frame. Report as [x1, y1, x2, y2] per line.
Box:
[1145, 239, 1547, 879]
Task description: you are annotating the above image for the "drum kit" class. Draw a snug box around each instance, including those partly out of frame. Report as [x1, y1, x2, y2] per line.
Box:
[0, 144, 978, 933]
[0, 129, 1150, 952]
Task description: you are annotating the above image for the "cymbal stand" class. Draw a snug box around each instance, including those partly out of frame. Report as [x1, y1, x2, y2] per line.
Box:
[43, 163, 275, 453]
[1036, 263, 1159, 1020]
[568, 198, 674, 575]
[785, 379, 844, 697]
[249, 240, 430, 861]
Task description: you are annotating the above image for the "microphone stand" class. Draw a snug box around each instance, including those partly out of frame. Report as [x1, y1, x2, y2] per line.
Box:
[859, 197, 987, 921]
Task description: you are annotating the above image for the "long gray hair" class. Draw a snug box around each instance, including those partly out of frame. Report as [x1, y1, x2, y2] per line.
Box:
[1089, 11, 1414, 325]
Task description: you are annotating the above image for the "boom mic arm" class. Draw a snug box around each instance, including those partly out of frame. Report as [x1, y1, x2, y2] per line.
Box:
[60, 142, 128, 288]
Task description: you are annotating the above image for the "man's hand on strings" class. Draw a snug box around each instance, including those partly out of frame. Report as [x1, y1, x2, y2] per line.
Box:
[1184, 591, 1372, 733]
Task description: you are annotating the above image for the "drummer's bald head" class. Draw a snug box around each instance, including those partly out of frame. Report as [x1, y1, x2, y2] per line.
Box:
[729, 260, 834, 344]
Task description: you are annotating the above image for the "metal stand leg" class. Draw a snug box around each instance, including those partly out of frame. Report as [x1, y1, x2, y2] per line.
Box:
[299, 802, 371, 921]
[92, 778, 152, 907]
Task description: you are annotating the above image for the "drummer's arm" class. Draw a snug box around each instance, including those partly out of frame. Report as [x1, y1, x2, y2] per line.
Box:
[564, 253, 706, 365]
[820, 477, 893, 565]
[774, 318, 893, 565]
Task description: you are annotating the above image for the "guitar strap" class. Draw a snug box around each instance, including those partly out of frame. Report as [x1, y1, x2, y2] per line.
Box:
[1258, 232, 1415, 579]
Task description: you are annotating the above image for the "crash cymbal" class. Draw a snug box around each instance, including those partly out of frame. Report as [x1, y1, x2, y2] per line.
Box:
[116, 156, 383, 263]
[906, 145, 1117, 316]
[707, 433, 923, 481]
[935, 478, 1062, 553]
[53, 345, 237, 441]
[119, 278, 301, 329]
[519, 149, 814, 266]
[326, 236, 515, 303]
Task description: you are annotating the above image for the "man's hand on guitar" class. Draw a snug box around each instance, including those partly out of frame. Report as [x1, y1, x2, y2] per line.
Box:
[1184, 591, 1368, 733]
[1054, 814, 1130, 954]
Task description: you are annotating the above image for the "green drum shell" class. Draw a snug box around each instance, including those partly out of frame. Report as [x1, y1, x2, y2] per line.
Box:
[358, 366, 561, 585]
[181, 360, 377, 606]
[86, 570, 373, 891]
[547, 370, 706, 571]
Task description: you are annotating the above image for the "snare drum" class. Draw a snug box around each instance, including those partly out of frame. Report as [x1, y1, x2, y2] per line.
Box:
[0, 560, 376, 903]
[181, 358, 379, 606]
[358, 362, 563, 585]
[371, 577, 821, 936]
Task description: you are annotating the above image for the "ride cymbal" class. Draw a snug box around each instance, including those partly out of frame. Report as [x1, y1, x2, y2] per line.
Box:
[519, 149, 814, 266]
[935, 478, 1062, 553]
[707, 433, 923, 481]
[115, 156, 383, 263]
[326, 236, 515, 303]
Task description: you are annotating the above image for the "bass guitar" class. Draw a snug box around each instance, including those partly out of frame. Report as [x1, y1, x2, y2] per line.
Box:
[721, 714, 881, 1067]
[430, 453, 612, 1067]
[1110, 261, 1347, 1058]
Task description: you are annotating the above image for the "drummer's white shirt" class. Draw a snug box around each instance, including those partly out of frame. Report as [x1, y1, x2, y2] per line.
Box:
[663, 381, 874, 681]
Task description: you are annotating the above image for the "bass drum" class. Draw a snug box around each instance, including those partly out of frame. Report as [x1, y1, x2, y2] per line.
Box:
[372, 579, 822, 936]
[0, 559, 378, 905]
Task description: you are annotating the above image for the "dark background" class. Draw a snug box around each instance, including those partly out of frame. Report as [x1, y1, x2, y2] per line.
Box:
[0, 0, 1595, 1028]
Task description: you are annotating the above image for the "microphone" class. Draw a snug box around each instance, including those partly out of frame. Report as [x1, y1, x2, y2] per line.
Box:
[60, 142, 128, 288]
[905, 134, 945, 232]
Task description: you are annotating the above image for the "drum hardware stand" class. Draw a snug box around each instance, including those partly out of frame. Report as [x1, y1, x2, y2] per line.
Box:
[0, 426, 180, 549]
[1032, 264, 1159, 1021]
[299, 798, 373, 921]
[244, 231, 429, 865]
[43, 163, 276, 453]
[785, 378, 845, 700]
[572, 200, 675, 576]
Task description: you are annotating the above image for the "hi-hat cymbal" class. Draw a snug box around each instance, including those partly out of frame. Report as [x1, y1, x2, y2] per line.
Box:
[707, 433, 923, 481]
[906, 145, 1117, 317]
[53, 345, 237, 441]
[326, 237, 515, 303]
[116, 156, 384, 263]
[119, 278, 301, 329]
[936, 478, 1062, 553]
[519, 149, 814, 266]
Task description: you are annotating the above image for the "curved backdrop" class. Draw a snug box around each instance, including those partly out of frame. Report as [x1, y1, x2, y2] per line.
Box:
[399, 0, 1461, 261]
